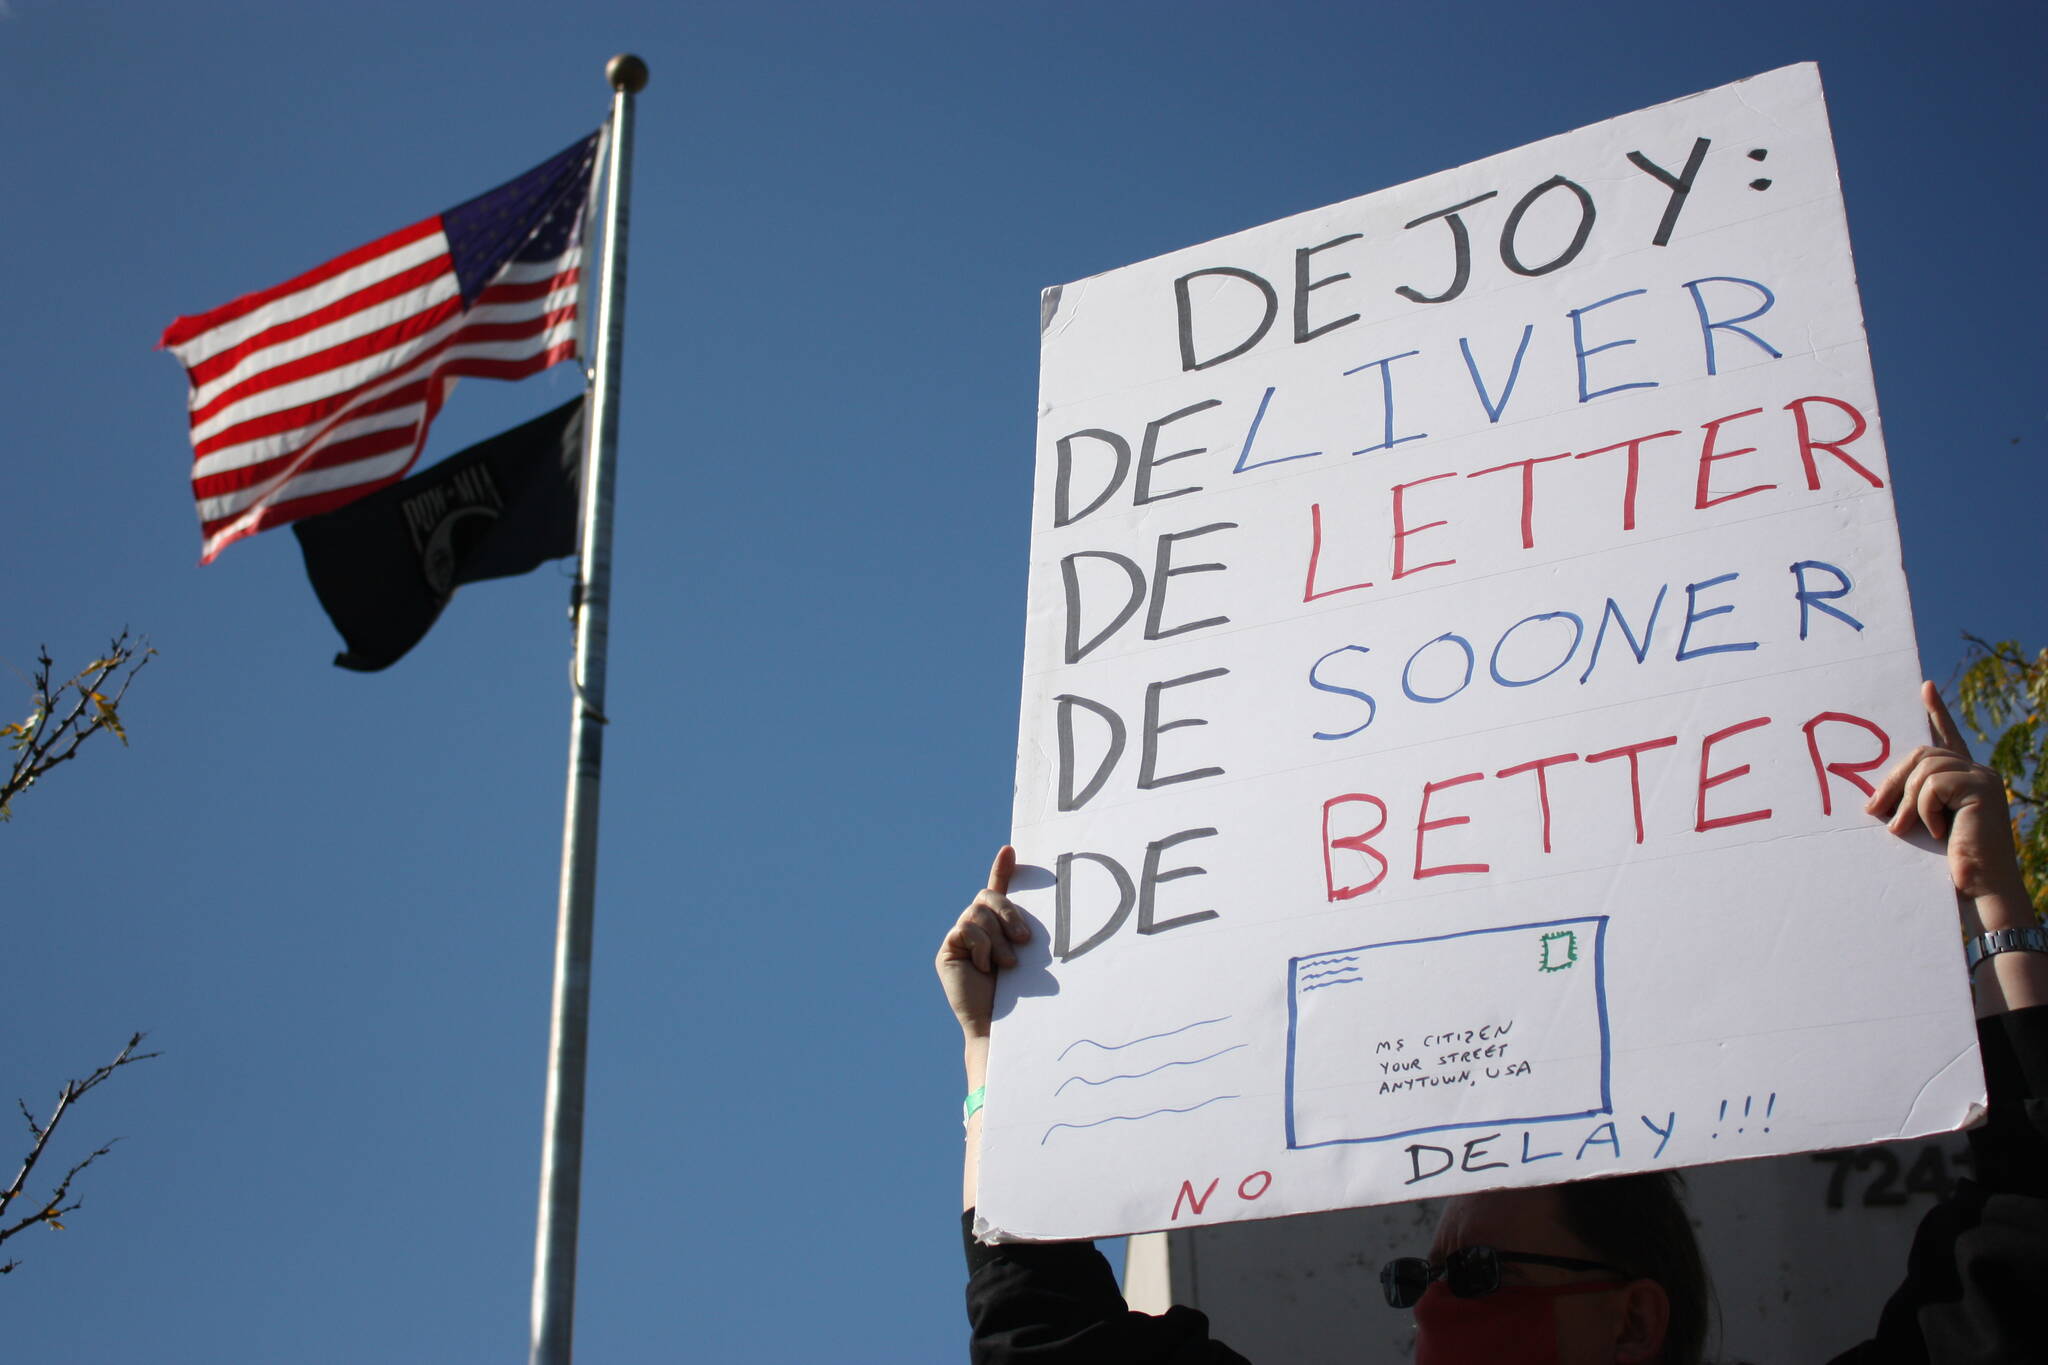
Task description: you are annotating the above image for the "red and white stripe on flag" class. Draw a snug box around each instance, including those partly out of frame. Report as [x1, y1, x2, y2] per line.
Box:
[160, 132, 600, 563]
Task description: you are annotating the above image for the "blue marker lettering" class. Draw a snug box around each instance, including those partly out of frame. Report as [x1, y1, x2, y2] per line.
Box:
[1568, 290, 1657, 403]
[1344, 350, 1428, 454]
[1234, 387, 1322, 473]
[1459, 325, 1534, 424]
[1790, 560, 1863, 640]
[1489, 612, 1585, 688]
[1578, 587, 1668, 684]
[1308, 645, 1377, 741]
[1575, 1121, 1621, 1161]
[1402, 633, 1476, 705]
[1676, 572, 1759, 661]
[1683, 276, 1782, 376]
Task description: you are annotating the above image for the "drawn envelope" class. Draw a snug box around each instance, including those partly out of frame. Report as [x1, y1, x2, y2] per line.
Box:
[1285, 917, 1610, 1148]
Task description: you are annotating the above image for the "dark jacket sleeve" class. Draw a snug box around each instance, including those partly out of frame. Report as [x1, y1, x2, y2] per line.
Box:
[963, 1212, 1252, 1364]
[1831, 1005, 2048, 1365]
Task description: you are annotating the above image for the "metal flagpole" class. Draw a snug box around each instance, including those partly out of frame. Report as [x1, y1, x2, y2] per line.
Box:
[531, 52, 646, 1365]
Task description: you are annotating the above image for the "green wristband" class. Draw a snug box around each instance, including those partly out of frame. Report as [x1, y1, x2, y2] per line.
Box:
[962, 1085, 987, 1126]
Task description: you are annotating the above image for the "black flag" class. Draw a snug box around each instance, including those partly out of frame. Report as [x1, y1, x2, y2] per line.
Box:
[293, 396, 585, 671]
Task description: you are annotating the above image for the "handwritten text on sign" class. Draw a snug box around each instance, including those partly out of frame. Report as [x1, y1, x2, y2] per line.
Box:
[979, 64, 1980, 1244]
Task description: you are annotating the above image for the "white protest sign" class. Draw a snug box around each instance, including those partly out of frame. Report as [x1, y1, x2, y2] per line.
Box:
[978, 63, 1983, 1244]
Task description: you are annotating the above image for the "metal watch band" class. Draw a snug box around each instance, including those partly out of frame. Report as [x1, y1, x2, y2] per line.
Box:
[1964, 924, 2048, 974]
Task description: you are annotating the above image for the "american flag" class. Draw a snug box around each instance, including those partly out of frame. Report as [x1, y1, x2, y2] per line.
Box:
[160, 132, 601, 563]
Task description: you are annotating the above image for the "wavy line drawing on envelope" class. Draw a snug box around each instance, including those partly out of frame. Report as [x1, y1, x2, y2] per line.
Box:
[1284, 917, 1611, 1149]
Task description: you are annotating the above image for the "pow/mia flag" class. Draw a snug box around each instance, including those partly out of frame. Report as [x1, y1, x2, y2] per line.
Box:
[293, 395, 585, 671]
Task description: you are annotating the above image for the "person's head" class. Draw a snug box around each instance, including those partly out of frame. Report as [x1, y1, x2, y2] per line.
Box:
[1384, 1172, 1709, 1365]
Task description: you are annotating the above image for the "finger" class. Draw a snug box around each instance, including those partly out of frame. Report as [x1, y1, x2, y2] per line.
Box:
[1887, 756, 1973, 834]
[1865, 745, 1932, 816]
[1914, 772, 1955, 842]
[974, 887, 1032, 943]
[987, 844, 1016, 896]
[1923, 681, 1972, 759]
[954, 900, 1022, 968]
[953, 919, 994, 973]
[941, 905, 993, 960]
[968, 902, 1019, 968]
[1890, 763, 1929, 835]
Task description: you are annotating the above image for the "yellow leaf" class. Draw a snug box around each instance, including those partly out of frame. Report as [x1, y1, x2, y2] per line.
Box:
[47, 1220, 64, 1231]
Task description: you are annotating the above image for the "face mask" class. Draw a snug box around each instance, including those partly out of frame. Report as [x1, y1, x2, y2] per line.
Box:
[1413, 1277, 1625, 1365]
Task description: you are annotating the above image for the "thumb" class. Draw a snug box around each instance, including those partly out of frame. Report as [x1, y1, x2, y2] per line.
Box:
[987, 844, 1016, 896]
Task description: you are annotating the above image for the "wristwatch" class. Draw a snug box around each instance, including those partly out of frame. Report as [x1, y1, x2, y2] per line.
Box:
[1964, 924, 2048, 974]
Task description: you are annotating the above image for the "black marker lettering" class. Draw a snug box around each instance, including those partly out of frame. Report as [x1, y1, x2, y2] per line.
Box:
[1138, 827, 1220, 935]
[1145, 523, 1237, 642]
[1139, 669, 1229, 790]
[1054, 851, 1136, 962]
[1055, 429, 1133, 528]
[1396, 193, 1498, 305]
[1501, 176, 1596, 277]
[1061, 550, 1145, 664]
[1135, 400, 1223, 506]
[1175, 267, 1278, 372]
[1054, 693, 1126, 812]
[1626, 137, 1711, 247]
[1293, 233, 1364, 342]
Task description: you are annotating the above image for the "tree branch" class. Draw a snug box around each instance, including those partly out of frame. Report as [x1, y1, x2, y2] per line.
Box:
[1, 632, 153, 821]
[0, 1033, 158, 1268]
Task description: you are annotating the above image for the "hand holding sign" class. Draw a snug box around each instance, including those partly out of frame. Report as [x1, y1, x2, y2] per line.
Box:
[1868, 684, 2026, 901]
[937, 845, 1029, 1041]
[1861, 683, 2044, 1017]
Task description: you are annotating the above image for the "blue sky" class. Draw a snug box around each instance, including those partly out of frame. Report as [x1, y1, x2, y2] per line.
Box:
[3, 3, 2042, 1361]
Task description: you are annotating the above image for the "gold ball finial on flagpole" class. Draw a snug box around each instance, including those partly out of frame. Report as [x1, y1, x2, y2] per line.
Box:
[606, 54, 649, 93]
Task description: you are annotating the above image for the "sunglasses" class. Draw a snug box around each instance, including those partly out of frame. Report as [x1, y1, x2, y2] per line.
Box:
[1379, 1245, 1630, 1308]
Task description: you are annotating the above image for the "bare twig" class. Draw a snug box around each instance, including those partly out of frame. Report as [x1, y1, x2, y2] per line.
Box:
[0, 1033, 159, 1273]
